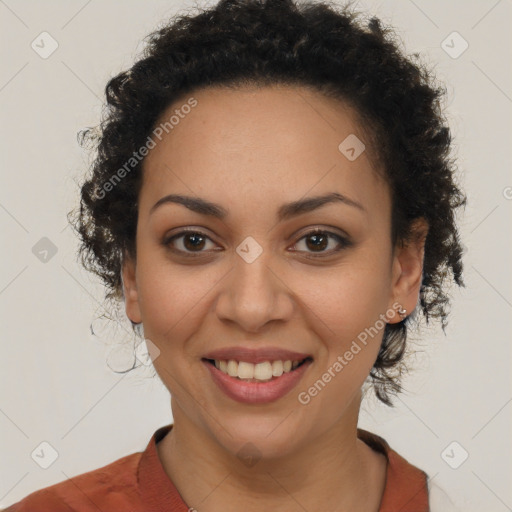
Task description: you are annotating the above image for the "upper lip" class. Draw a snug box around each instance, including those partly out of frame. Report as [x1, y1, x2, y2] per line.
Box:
[202, 346, 312, 364]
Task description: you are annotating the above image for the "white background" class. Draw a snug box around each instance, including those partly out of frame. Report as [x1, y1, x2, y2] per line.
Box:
[1, 0, 511, 510]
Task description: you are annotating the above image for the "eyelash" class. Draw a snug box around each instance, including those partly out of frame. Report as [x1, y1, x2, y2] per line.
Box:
[162, 227, 352, 259]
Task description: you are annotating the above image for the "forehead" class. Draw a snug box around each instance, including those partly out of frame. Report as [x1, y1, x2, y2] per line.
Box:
[140, 85, 389, 218]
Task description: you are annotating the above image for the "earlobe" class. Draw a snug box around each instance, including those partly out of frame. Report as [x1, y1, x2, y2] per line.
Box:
[121, 254, 142, 324]
[388, 218, 429, 324]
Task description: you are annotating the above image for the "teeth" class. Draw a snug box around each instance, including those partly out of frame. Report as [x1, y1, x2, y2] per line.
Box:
[212, 359, 305, 381]
[254, 361, 273, 380]
[227, 360, 238, 377]
[238, 361, 254, 379]
[272, 360, 283, 377]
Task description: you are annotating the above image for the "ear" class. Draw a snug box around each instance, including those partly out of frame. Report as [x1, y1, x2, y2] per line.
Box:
[388, 218, 429, 323]
[121, 252, 142, 324]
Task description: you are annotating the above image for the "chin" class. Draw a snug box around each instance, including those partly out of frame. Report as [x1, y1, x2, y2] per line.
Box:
[205, 408, 305, 461]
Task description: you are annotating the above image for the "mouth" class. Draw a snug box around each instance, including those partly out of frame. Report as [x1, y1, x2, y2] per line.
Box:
[201, 355, 314, 404]
[202, 357, 313, 383]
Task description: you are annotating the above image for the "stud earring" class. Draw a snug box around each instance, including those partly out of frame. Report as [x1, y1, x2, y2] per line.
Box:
[398, 307, 407, 321]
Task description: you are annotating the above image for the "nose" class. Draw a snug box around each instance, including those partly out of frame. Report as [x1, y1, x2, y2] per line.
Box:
[214, 249, 295, 333]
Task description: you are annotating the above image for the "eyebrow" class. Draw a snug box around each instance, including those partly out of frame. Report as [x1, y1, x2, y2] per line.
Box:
[149, 192, 365, 221]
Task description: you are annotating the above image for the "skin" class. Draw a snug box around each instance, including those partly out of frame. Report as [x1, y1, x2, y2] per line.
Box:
[122, 85, 428, 512]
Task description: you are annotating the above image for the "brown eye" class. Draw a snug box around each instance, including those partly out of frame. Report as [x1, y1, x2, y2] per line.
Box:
[182, 232, 207, 251]
[164, 230, 216, 255]
[305, 232, 329, 252]
[163, 227, 351, 258]
[292, 229, 350, 257]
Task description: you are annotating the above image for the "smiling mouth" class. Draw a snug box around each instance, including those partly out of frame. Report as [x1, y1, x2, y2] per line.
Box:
[202, 357, 313, 382]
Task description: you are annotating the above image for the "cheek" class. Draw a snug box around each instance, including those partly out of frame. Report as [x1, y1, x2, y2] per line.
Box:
[300, 259, 392, 338]
[135, 255, 220, 347]
[295, 271, 390, 420]
[296, 256, 392, 390]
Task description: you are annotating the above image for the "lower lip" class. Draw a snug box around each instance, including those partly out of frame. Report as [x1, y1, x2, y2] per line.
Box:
[202, 359, 312, 404]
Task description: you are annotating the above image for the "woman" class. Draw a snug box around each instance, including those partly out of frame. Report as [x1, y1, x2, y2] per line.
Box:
[4, 0, 465, 510]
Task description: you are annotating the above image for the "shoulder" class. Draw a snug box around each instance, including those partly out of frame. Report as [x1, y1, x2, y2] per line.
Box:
[2, 452, 143, 512]
[357, 428, 429, 511]
[428, 480, 460, 512]
[357, 428, 461, 512]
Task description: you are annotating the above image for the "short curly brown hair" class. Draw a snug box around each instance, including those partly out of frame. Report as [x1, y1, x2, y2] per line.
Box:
[72, 0, 466, 406]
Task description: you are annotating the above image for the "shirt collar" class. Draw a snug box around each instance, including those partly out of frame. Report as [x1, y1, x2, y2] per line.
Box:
[138, 424, 428, 512]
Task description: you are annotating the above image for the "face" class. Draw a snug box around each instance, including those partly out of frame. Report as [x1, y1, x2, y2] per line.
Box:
[122, 85, 426, 459]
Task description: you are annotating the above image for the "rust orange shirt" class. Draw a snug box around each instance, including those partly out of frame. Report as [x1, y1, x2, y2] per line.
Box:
[3, 425, 429, 512]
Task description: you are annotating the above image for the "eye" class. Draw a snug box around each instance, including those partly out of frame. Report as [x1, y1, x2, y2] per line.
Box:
[163, 229, 217, 256]
[163, 227, 351, 258]
[291, 228, 350, 257]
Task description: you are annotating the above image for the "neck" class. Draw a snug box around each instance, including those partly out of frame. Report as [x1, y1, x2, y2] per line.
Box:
[157, 393, 387, 512]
